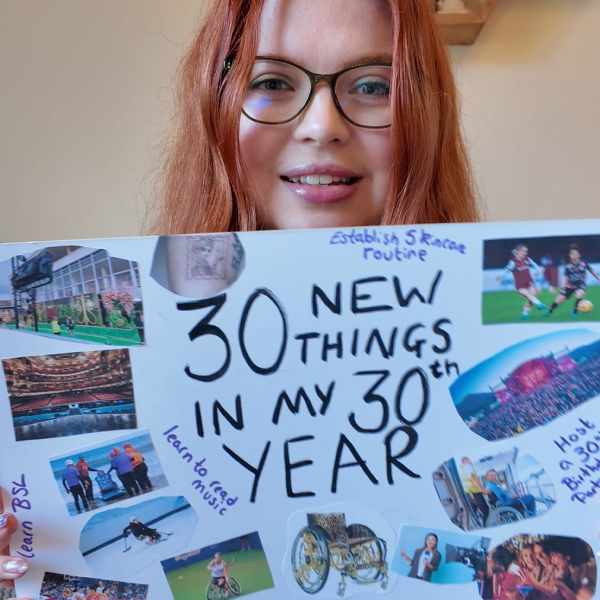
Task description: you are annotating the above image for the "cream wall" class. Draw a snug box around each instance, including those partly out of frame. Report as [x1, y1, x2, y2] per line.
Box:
[0, 0, 598, 243]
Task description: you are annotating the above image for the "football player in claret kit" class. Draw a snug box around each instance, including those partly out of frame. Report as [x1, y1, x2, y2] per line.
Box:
[497, 244, 547, 320]
[544, 244, 600, 318]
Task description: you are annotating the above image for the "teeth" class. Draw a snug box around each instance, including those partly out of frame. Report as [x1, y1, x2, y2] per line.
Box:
[287, 175, 352, 185]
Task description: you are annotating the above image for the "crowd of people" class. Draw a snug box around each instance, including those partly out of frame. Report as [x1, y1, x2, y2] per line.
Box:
[39, 578, 148, 600]
[470, 355, 600, 440]
[479, 536, 596, 600]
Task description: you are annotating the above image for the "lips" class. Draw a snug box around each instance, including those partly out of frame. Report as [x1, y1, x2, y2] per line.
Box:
[280, 164, 362, 204]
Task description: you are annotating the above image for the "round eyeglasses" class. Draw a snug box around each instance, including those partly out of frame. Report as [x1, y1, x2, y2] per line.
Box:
[234, 57, 392, 129]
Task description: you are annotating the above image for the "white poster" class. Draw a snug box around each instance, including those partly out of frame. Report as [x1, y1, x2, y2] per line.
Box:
[1, 221, 599, 600]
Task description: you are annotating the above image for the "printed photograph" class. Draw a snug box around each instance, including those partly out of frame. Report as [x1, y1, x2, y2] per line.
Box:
[433, 445, 556, 531]
[285, 506, 393, 597]
[450, 329, 600, 440]
[38, 572, 148, 600]
[0, 246, 145, 345]
[392, 525, 490, 585]
[50, 431, 168, 516]
[151, 233, 245, 298]
[3, 349, 136, 441]
[482, 235, 600, 325]
[161, 532, 274, 600]
[478, 534, 596, 600]
[80, 496, 197, 578]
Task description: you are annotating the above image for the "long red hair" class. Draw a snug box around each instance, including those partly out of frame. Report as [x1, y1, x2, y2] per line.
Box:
[146, 0, 479, 235]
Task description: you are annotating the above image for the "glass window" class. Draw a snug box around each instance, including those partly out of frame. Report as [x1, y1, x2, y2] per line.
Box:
[111, 257, 130, 274]
[114, 271, 133, 288]
[85, 281, 97, 294]
[81, 257, 94, 281]
[70, 265, 82, 284]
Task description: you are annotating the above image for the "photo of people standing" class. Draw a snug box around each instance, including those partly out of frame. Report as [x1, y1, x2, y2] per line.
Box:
[50, 431, 168, 516]
[478, 534, 596, 600]
[482, 235, 600, 324]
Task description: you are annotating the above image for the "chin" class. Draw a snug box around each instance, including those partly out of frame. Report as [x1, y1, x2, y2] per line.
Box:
[269, 210, 381, 231]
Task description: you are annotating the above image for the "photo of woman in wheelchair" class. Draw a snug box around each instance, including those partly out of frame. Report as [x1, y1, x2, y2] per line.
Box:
[206, 553, 241, 599]
[432, 448, 556, 531]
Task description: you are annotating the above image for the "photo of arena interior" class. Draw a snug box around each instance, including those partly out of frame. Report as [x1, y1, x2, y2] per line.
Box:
[3, 349, 136, 441]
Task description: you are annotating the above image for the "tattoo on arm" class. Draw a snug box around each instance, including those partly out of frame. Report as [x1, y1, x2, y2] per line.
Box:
[231, 233, 244, 272]
[186, 236, 227, 281]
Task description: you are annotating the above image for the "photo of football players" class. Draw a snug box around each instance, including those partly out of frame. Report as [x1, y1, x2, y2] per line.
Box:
[543, 244, 600, 318]
[496, 244, 546, 320]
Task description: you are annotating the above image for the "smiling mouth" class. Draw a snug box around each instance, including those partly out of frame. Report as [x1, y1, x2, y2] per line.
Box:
[281, 175, 359, 186]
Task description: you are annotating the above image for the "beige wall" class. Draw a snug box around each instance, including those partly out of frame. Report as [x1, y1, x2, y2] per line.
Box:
[0, 0, 598, 243]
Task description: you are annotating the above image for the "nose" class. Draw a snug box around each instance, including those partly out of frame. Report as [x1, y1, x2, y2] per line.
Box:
[293, 83, 351, 146]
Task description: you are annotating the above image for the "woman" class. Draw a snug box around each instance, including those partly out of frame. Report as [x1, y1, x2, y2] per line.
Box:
[520, 541, 577, 600]
[400, 533, 441, 581]
[2, 0, 478, 594]
[496, 244, 546, 320]
[544, 244, 600, 318]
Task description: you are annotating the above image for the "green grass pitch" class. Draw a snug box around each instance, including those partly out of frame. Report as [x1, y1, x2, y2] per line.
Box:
[482, 287, 600, 325]
[165, 550, 274, 600]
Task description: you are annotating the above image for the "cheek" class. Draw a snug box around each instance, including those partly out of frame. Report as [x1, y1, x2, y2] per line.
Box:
[239, 120, 284, 185]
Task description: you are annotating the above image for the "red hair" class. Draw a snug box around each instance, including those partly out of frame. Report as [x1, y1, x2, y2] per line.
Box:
[146, 0, 479, 234]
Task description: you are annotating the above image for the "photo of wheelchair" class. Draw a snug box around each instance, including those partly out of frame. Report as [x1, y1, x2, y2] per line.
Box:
[291, 512, 388, 597]
[205, 576, 241, 599]
[432, 447, 556, 531]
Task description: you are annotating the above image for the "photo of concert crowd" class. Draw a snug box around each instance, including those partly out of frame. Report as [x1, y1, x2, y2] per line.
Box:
[478, 534, 596, 600]
[3, 349, 137, 441]
[39, 571, 148, 600]
[50, 431, 168, 516]
[450, 330, 600, 441]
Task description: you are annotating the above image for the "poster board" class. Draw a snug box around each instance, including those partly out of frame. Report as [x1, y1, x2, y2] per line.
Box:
[1, 220, 599, 600]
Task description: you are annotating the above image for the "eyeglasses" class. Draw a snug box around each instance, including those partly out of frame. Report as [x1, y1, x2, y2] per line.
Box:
[233, 57, 392, 129]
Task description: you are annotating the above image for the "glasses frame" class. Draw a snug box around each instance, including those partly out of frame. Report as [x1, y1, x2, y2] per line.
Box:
[228, 56, 393, 129]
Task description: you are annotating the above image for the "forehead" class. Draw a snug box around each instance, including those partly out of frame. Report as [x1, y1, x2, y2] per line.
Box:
[257, 0, 393, 72]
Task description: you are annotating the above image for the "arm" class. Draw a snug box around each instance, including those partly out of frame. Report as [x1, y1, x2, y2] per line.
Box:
[528, 258, 542, 276]
[207, 560, 215, 571]
[399, 551, 412, 564]
[496, 261, 515, 282]
[587, 264, 600, 283]
[425, 551, 441, 572]
[165, 234, 245, 298]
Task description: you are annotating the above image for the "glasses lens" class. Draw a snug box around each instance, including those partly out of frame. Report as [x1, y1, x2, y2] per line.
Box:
[243, 60, 311, 124]
[336, 65, 391, 127]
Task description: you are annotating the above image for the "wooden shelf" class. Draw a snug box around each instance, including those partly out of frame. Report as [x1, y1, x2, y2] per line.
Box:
[435, 0, 499, 45]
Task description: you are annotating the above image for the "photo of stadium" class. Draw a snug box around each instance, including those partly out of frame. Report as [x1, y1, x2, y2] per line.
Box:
[482, 234, 600, 325]
[450, 329, 600, 440]
[3, 349, 136, 441]
[0, 245, 144, 345]
[161, 532, 274, 599]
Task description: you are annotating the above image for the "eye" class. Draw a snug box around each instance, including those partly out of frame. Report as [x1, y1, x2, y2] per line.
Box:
[249, 77, 294, 92]
[352, 79, 390, 96]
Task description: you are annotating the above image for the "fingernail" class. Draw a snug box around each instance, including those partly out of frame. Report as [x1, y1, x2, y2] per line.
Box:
[0, 513, 8, 529]
[3, 558, 28, 575]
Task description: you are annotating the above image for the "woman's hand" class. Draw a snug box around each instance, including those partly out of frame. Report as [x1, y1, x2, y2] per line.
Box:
[0, 499, 31, 600]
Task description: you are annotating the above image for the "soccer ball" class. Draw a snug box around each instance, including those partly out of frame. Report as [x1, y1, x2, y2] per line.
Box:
[578, 299, 593, 313]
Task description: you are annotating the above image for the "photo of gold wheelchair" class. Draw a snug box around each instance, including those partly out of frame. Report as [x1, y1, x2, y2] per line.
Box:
[291, 513, 388, 597]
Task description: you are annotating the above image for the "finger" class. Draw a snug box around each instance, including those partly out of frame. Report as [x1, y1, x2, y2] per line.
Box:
[0, 555, 28, 580]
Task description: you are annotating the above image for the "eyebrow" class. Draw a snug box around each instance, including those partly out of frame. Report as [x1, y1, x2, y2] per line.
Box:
[259, 54, 393, 70]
